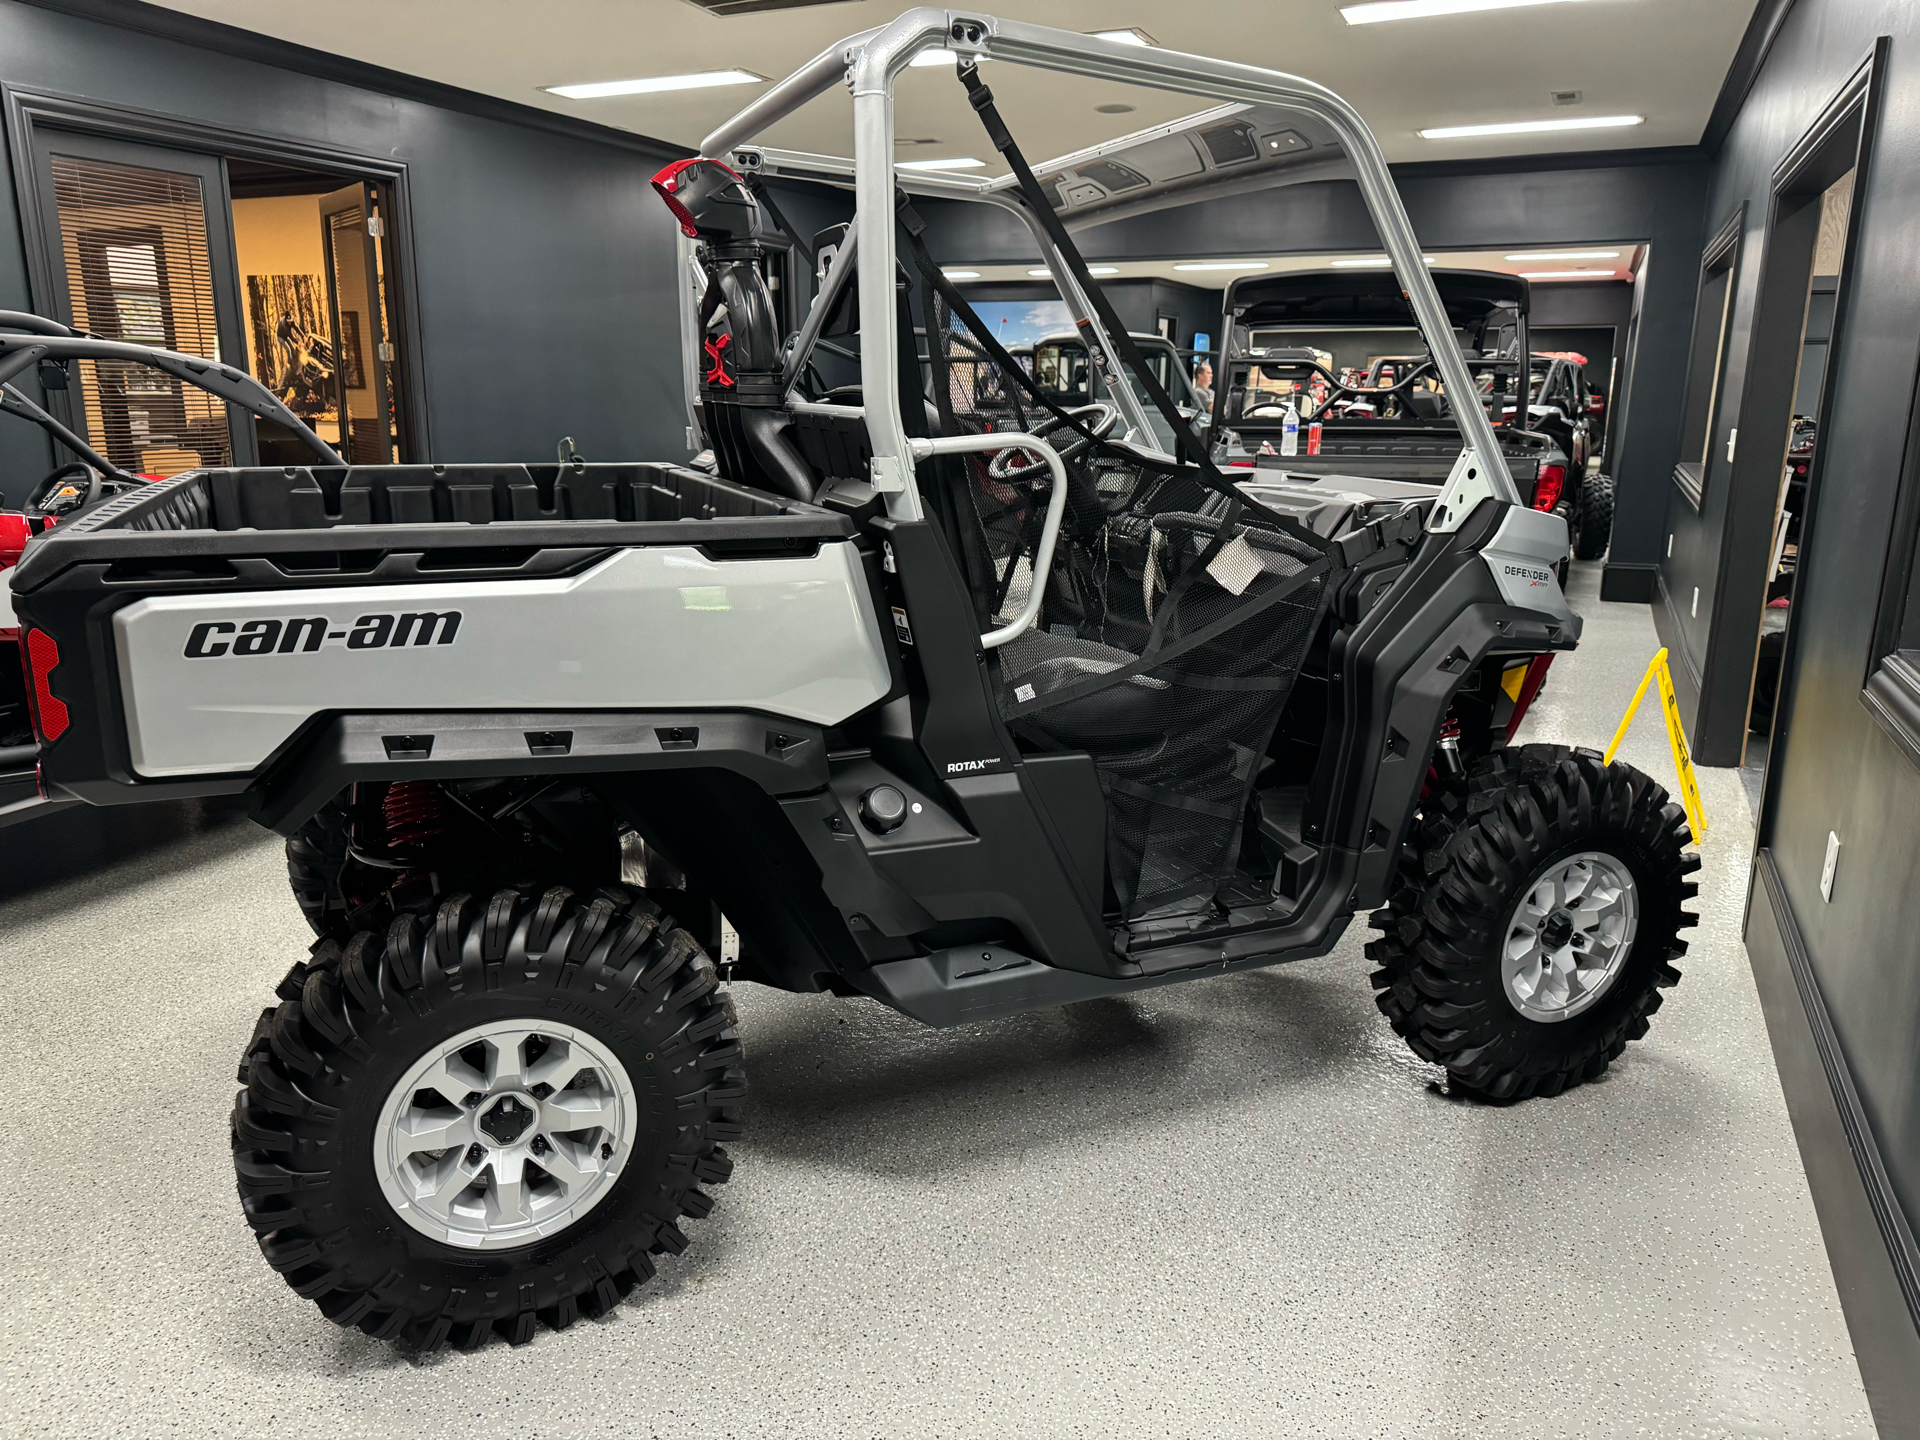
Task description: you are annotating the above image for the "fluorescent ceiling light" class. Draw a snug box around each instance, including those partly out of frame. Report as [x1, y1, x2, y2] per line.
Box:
[1420, 114, 1643, 139]
[543, 69, 763, 99]
[1088, 27, 1156, 45]
[1520, 268, 1620, 278]
[943, 270, 981, 280]
[1088, 266, 1121, 276]
[1343, 0, 1585, 23]
[1173, 260, 1269, 272]
[897, 157, 987, 171]
[1330, 256, 1436, 267]
[1027, 269, 1053, 278]
[1505, 249, 1622, 261]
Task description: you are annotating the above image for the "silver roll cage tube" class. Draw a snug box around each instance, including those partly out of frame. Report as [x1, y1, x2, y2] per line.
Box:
[697, 8, 1521, 539]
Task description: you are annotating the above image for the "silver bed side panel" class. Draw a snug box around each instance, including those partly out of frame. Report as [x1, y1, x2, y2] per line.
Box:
[112, 541, 891, 778]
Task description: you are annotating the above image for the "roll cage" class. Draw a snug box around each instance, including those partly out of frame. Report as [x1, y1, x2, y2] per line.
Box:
[690, 10, 1522, 532]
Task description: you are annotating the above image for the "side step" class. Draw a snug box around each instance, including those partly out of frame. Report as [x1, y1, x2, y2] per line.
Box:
[854, 919, 1351, 1028]
[1257, 785, 1321, 910]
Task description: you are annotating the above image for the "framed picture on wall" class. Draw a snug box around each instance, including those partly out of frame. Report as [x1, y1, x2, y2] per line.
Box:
[245, 273, 335, 421]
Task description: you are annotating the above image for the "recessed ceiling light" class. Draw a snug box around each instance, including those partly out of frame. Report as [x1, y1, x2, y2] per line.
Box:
[1342, 0, 1586, 24]
[1088, 266, 1121, 276]
[1027, 268, 1053, 278]
[1330, 256, 1437, 267]
[1505, 249, 1622, 261]
[1088, 27, 1156, 45]
[1520, 269, 1620, 279]
[1173, 261, 1270, 272]
[943, 270, 981, 280]
[1420, 114, 1643, 139]
[897, 157, 987, 171]
[543, 69, 764, 99]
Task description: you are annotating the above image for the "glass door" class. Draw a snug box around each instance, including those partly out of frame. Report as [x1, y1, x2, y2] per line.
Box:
[29, 132, 251, 474]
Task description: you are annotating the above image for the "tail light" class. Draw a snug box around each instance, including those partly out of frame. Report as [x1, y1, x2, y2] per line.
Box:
[1532, 462, 1566, 512]
[22, 628, 67, 742]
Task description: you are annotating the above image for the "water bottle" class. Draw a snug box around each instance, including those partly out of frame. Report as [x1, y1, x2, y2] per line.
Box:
[1280, 397, 1300, 456]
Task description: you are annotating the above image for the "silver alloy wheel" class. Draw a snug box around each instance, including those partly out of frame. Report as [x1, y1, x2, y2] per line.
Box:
[1501, 850, 1639, 1023]
[374, 1020, 638, 1250]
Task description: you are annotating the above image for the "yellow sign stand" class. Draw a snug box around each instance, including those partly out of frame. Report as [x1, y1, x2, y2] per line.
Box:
[1603, 647, 1707, 845]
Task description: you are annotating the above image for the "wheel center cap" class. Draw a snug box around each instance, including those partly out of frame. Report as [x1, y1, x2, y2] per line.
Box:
[1540, 912, 1574, 951]
[478, 1093, 535, 1146]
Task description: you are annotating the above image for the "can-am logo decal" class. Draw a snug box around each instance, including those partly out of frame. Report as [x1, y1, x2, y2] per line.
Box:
[183, 611, 462, 658]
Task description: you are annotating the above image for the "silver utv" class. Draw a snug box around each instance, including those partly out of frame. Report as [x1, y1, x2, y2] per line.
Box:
[5, 12, 1695, 1352]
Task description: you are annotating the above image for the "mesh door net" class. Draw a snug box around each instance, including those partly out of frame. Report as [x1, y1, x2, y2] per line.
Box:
[921, 288, 1334, 918]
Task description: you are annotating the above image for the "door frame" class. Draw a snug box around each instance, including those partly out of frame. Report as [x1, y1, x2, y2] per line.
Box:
[1699, 45, 1883, 781]
[3, 85, 432, 461]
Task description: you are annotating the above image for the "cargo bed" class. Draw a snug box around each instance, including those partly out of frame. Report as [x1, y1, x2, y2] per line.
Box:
[10, 463, 889, 810]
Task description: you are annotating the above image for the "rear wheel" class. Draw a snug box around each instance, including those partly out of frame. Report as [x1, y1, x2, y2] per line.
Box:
[1573, 473, 1614, 560]
[1367, 745, 1697, 1100]
[233, 882, 741, 1349]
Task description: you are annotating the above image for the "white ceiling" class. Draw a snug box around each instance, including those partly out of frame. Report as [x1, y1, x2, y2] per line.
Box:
[150, 0, 1756, 167]
[951, 243, 1647, 284]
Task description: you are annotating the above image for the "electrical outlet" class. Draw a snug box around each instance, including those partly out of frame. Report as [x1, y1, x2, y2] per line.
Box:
[1691, 587, 1699, 618]
[1820, 831, 1841, 902]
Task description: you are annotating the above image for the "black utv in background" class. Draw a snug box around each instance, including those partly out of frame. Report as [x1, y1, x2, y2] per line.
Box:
[1213, 269, 1612, 559]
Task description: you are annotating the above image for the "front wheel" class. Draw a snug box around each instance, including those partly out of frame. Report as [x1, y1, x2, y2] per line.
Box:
[233, 883, 742, 1349]
[1367, 745, 1698, 1100]
[1573, 473, 1614, 560]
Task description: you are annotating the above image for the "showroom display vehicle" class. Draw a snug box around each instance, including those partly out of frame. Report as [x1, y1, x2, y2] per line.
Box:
[5, 12, 1696, 1351]
[1213, 269, 1587, 530]
[1007, 329, 1210, 454]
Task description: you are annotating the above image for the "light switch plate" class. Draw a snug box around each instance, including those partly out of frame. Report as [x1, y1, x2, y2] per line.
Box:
[1821, 831, 1841, 902]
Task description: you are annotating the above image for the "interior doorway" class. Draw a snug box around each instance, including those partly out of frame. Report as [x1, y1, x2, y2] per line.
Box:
[17, 116, 415, 479]
[1742, 171, 1854, 809]
[229, 160, 409, 466]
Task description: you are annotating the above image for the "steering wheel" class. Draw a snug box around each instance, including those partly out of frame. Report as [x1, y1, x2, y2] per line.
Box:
[986, 402, 1119, 481]
[1243, 357, 1442, 421]
[29, 462, 104, 517]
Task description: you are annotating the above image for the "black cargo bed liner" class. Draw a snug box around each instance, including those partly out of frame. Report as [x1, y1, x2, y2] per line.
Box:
[11, 462, 852, 591]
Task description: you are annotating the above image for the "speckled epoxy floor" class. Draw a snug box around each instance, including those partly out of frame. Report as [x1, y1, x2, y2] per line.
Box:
[0, 561, 1875, 1439]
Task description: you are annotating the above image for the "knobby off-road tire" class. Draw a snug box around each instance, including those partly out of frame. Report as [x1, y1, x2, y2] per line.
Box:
[233, 883, 742, 1350]
[286, 793, 353, 939]
[1573, 473, 1615, 560]
[1367, 744, 1698, 1101]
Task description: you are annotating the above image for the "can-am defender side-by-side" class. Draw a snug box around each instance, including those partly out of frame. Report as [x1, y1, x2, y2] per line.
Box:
[1211, 269, 1592, 550]
[6, 12, 1696, 1352]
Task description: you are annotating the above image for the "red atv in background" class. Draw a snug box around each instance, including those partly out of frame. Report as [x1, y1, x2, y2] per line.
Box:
[0, 310, 341, 824]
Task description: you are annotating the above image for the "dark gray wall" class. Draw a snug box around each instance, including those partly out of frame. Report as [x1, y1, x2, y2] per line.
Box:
[921, 151, 1705, 588]
[1665, 0, 1918, 1429]
[0, 0, 812, 495]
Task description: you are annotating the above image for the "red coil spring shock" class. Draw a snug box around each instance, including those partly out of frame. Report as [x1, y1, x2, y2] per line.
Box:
[383, 781, 453, 850]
